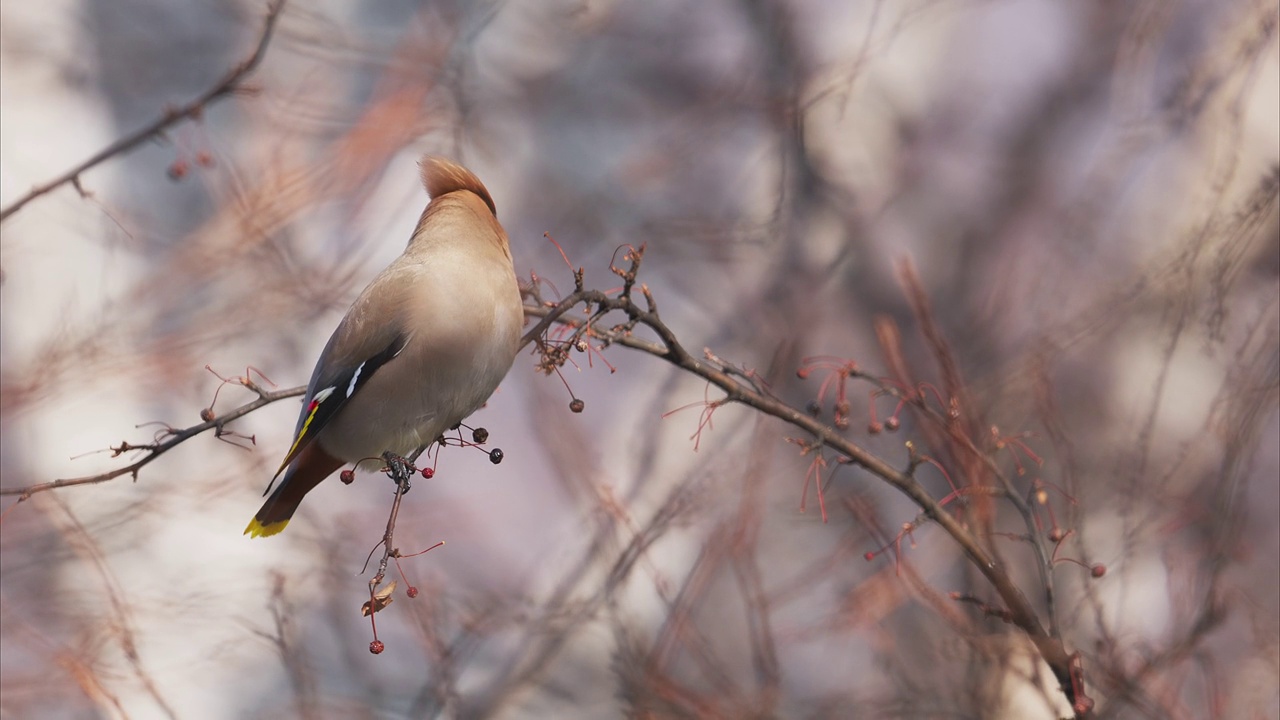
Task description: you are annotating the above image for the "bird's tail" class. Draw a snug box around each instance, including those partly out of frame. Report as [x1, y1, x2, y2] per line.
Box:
[245, 443, 345, 538]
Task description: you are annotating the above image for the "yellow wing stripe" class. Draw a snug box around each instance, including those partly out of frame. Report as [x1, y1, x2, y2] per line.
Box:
[275, 387, 335, 476]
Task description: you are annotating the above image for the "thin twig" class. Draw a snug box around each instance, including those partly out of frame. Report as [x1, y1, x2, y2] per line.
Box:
[369, 450, 419, 598]
[0, 384, 305, 504]
[0, 0, 288, 223]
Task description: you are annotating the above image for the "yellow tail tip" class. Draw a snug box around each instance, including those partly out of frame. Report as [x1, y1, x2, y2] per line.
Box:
[244, 517, 289, 538]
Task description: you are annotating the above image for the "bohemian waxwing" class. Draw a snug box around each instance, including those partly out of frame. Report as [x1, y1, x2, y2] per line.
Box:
[245, 156, 523, 538]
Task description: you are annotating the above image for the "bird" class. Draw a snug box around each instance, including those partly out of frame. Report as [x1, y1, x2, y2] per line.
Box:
[245, 156, 523, 538]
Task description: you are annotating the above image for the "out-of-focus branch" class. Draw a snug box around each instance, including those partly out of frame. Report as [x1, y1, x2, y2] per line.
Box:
[0, 0, 288, 224]
[520, 246, 1092, 716]
[0, 384, 304, 505]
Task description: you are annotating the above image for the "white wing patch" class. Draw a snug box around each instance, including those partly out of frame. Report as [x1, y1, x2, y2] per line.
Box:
[346, 362, 366, 398]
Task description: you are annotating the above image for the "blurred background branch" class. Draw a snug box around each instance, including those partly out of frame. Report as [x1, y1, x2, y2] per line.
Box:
[0, 0, 287, 223]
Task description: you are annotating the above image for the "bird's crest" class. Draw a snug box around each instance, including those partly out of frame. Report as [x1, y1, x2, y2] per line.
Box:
[419, 156, 497, 216]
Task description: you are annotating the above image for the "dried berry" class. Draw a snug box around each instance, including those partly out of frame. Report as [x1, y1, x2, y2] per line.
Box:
[569, 398, 585, 413]
[868, 421, 883, 435]
[885, 417, 900, 432]
[199, 407, 215, 422]
[406, 586, 419, 599]
[340, 469, 355, 485]
[1091, 564, 1106, 578]
[805, 400, 822, 416]
[489, 448, 504, 464]
[420, 467, 435, 479]
[369, 640, 385, 654]
[471, 427, 489, 444]
[167, 160, 188, 181]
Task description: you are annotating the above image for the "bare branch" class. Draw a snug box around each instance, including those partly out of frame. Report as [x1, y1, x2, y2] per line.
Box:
[521, 248, 1089, 714]
[0, 384, 304, 504]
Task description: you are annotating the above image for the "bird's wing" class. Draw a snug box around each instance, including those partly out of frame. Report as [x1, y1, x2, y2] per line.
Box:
[272, 260, 431, 484]
[270, 328, 409, 483]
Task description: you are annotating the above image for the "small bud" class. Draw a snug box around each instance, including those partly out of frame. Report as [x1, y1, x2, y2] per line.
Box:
[420, 467, 434, 479]
[1048, 528, 1064, 543]
[471, 427, 489, 444]
[868, 421, 883, 435]
[406, 586, 419, 599]
[569, 398, 585, 413]
[863, 551, 875, 562]
[884, 417, 900, 432]
[369, 640, 385, 654]
[200, 407, 215, 422]
[489, 448, 504, 464]
[1091, 564, 1106, 578]
[340, 470, 355, 485]
[796, 368, 810, 379]
[167, 160, 188, 181]
[195, 150, 215, 168]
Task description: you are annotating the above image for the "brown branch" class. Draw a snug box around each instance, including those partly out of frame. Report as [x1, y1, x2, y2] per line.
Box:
[0, 0, 288, 224]
[520, 249, 1090, 716]
[0, 384, 305, 504]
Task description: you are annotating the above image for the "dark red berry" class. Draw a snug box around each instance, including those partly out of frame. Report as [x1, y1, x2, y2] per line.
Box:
[199, 407, 215, 422]
[406, 586, 419, 599]
[489, 448, 504, 464]
[885, 417, 900, 432]
[420, 467, 434, 479]
[471, 427, 489, 444]
[569, 398, 585, 413]
[369, 640, 385, 654]
[863, 551, 875, 562]
[868, 421, 883, 435]
[340, 469, 355, 485]
[796, 368, 810, 379]
[1091, 564, 1106, 578]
